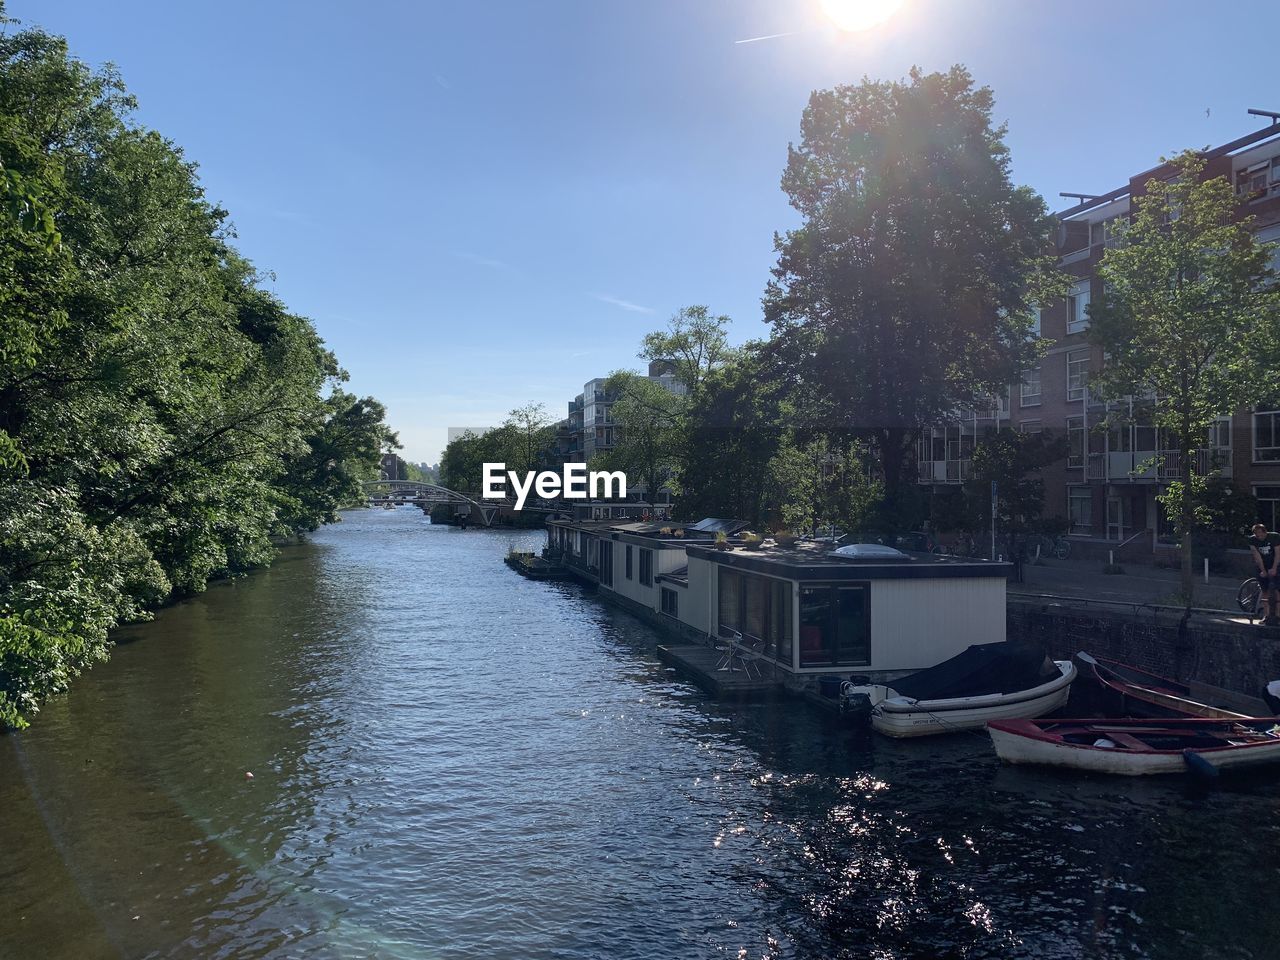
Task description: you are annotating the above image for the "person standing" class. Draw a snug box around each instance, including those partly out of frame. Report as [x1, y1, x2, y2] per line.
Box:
[1248, 523, 1280, 626]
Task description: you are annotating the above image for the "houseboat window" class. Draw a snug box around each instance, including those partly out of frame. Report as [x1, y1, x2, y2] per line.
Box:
[600, 541, 613, 587]
[660, 588, 679, 618]
[718, 569, 741, 631]
[744, 575, 767, 639]
[798, 584, 870, 668]
[639, 548, 653, 587]
[625, 545, 633, 579]
[771, 580, 793, 663]
[717, 568, 793, 663]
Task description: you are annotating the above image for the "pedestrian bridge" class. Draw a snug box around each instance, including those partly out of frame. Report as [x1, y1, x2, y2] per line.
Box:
[361, 480, 501, 526]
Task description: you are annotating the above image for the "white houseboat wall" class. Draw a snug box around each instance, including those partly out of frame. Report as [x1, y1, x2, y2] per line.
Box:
[544, 519, 1013, 688]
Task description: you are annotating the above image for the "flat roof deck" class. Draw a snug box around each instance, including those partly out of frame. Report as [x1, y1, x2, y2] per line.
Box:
[688, 542, 1013, 581]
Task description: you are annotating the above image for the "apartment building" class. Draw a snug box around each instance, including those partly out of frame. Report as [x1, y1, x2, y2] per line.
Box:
[920, 116, 1280, 554]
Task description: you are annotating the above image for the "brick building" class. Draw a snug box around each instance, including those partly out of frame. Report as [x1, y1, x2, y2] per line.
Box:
[920, 116, 1280, 556]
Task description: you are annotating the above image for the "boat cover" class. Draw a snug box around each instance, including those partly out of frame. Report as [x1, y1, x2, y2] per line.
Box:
[890, 641, 1058, 701]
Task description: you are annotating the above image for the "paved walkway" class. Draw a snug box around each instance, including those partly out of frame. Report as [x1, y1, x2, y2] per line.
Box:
[1009, 558, 1246, 613]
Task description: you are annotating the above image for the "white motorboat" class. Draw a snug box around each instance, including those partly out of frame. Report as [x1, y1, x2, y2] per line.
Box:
[840, 641, 1076, 738]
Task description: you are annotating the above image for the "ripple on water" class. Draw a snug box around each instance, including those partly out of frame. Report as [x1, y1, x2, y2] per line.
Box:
[1, 510, 1278, 960]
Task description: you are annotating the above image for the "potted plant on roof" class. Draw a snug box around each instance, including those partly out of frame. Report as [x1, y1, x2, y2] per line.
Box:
[741, 531, 764, 551]
[774, 529, 798, 548]
[713, 530, 731, 551]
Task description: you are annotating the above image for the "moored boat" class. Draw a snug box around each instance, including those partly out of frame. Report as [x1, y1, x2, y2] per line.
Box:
[1077, 651, 1251, 720]
[841, 641, 1077, 738]
[504, 551, 570, 581]
[988, 717, 1280, 776]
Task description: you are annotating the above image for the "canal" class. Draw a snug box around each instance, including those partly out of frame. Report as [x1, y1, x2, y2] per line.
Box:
[1, 509, 1276, 959]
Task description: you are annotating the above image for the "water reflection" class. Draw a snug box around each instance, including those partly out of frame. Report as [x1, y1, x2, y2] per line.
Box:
[1, 509, 1277, 959]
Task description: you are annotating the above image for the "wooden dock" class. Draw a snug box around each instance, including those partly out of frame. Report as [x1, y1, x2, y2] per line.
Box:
[656, 643, 780, 699]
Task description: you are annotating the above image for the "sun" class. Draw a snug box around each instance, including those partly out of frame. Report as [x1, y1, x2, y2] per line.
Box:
[819, 0, 905, 32]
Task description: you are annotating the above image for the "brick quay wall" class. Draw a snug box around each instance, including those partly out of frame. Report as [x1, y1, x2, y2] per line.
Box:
[1008, 598, 1280, 712]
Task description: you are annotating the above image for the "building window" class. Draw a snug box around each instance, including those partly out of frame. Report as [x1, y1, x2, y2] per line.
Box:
[1256, 487, 1280, 532]
[1020, 367, 1041, 407]
[639, 548, 653, 587]
[625, 545, 633, 580]
[1019, 420, 1042, 435]
[1068, 487, 1092, 536]
[798, 584, 870, 668]
[1030, 305, 1041, 337]
[1067, 349, 1090, 401]
[1067, 279, 1091, 334]
[1254, 411, 1280, 462]
[1067, 416, 1085, 468]
[660, 587, 679, 618]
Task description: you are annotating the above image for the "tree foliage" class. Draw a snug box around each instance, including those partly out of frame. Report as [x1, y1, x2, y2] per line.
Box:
[639, 305, 735, 392]
[0, 10, 393, 728]
[595, 371, 684, 499]
[763, 67, 1063, 521]
[1089, 151, 1280, 600]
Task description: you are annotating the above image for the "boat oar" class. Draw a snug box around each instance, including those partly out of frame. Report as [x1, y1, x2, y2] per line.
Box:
[1182, 749, 1219, 782]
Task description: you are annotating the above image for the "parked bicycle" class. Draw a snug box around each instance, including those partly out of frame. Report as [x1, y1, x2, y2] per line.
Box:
[1238, 577, 1264, 618]
[1026, 533, 1071, 561]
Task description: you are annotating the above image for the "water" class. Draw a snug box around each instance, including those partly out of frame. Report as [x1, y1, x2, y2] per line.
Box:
[1, 509, 1277, 960]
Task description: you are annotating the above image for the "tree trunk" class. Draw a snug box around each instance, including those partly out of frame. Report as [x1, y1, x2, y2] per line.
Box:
[1180, 444, 1195, 609]
[877, 426, 911, 531]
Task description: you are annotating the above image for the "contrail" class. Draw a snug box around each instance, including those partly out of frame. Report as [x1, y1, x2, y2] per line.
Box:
[734, 31, 797, 44]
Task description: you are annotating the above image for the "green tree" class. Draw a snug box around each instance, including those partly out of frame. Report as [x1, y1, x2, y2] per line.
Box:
[676, 344, 786, 524]
[639, 305, 735, 392]
[504, 402, 554, 476]
[765, 435, 882, 536]
[0, 8, 393, 727]
[596, 372, 683, 500]
[964, 429, 1068, 561]
[763, 66, 1063, 526]
[1089, 151, 1280, 603]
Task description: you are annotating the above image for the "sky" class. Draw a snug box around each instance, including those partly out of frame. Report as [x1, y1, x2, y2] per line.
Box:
[14, 0, 1278, 463]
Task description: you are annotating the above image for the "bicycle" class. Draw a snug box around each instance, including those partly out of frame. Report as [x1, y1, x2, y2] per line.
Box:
[1238, 577, 1264, 618]
[1027, 534, 1071, 561]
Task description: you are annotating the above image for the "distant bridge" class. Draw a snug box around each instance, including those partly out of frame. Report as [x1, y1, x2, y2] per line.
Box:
[361, 480, 501, 526]
[361, 480, 574, 525]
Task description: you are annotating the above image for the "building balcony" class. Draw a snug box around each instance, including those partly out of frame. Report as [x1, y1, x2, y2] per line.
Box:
[917, 459, 971, 484]
[1075, 447, 1231, 483]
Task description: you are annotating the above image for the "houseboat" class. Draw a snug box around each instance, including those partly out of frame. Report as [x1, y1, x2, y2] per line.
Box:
[543, 518, 1016, 692]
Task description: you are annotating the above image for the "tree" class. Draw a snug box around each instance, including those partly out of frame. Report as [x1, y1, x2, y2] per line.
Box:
[639, 305, 735, 392]
[0, 9, 394, 727]
[676, 344, 786, 524]
[765, 435, 881, 536]
[964, 429, 1068, 563]
[439, 426, 519, 492]
[763, 67, 1063, 526]
[1089, 151, 1280, 603]
[504, 402, 553, 476]
[595, 372, 683, 500]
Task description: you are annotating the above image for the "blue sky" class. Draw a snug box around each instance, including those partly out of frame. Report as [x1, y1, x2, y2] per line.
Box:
[16, 0, 1277, 462]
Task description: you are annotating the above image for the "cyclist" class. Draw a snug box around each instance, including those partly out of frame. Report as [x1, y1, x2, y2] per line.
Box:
[1247, 523, 1280, 626]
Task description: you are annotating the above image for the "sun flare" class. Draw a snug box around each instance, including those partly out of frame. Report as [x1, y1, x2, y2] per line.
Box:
[819, 0, 905, 32]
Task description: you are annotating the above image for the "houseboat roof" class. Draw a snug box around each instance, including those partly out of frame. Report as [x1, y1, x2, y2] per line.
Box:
[688, 541, 1012, 581]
